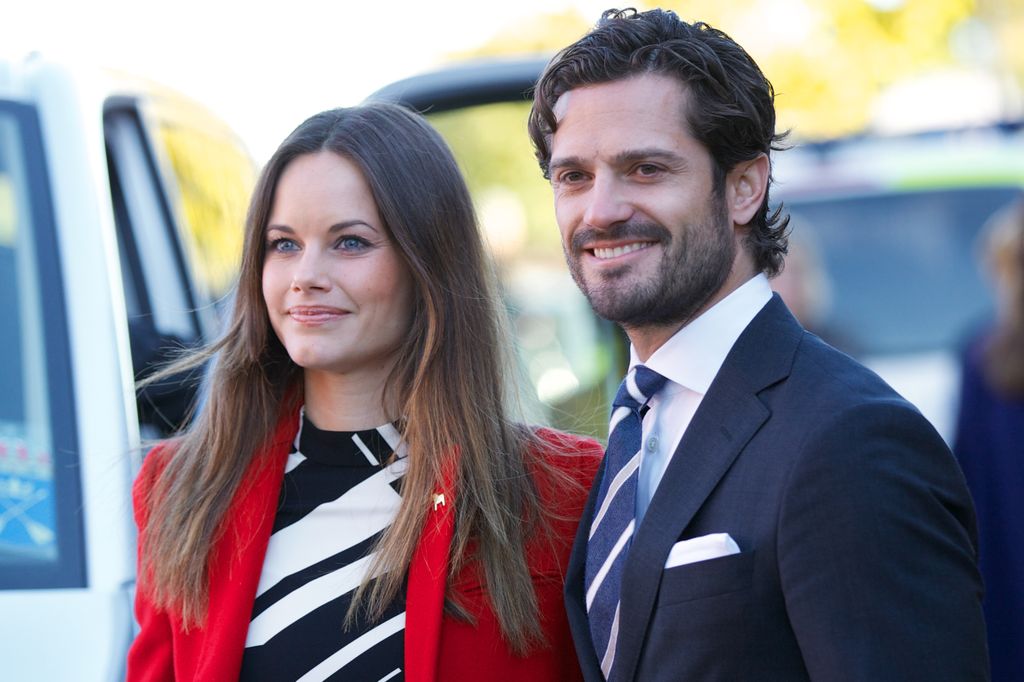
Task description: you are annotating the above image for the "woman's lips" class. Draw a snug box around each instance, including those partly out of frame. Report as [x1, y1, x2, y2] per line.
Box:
[286, 306, 350, 323]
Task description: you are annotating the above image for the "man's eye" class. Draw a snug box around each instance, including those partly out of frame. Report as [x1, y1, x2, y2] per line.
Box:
[559, 171, 586, 184]
[636, 164, 661, 176]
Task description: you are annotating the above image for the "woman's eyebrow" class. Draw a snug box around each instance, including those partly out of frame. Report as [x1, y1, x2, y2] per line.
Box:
[328, 220, 377, 233]
[264, 220, 378, 234]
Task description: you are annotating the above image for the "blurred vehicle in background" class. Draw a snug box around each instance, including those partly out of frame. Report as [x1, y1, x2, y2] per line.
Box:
[372, 57, 1023, 444]
[0, 55, 254, 681]
[771, 130, 1024, 440]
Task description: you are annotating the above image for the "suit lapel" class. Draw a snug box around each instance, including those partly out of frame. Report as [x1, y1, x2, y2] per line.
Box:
[614, 295, 802, 681]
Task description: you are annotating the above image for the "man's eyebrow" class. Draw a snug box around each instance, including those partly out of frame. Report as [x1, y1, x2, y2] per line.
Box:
[611, 148, 688, 167]
[549, 149, 689, 174]
[548, 155, 587, 174]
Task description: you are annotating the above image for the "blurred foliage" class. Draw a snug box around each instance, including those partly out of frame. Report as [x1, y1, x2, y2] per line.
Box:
[155, 122, 255, 300]
[452, 9, 592, 58]
[656, 0, 977, 138]
[447, 0, 1024, 140]
[432, 103, 561, 256]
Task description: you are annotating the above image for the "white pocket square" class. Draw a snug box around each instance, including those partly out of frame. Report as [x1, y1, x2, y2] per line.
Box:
[664, 533, 741, 568]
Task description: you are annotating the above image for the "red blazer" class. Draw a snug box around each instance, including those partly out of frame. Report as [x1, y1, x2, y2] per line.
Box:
[127, 408, 602, 681]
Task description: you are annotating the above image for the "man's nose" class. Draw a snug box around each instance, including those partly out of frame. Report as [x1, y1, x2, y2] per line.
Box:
[290, 251, 331, 291]
[582, 174, 633, 230]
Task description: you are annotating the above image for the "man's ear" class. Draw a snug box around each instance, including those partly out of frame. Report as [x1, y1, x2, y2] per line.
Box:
[726, 154, 769, 227]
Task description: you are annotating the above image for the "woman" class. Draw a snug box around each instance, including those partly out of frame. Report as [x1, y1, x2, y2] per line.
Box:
[127, 104, 602, 681]
[954, 199, 1024, 682]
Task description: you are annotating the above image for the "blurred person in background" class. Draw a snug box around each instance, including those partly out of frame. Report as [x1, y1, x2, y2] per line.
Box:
[954, 198, 1024, 682]
[769, 217, 860, 356]
[126, 103, 601, 681]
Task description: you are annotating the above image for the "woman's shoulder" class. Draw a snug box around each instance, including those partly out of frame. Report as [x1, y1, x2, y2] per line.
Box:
[135, 439, 179, 489]
[132, 440, 178, 526]
[528, 427, 603, 488]
[520, 428, 601, 573]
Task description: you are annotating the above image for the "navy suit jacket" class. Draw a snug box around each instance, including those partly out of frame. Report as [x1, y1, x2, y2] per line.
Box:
[566, 295, 989, 681]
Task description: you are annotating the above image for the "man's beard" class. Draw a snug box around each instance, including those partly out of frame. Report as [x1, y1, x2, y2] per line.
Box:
[565, 197, 735, 329]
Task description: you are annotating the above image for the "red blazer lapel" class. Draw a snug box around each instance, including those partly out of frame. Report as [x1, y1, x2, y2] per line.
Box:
[180, 410, 299, 680]
[404, 479, 455, 682]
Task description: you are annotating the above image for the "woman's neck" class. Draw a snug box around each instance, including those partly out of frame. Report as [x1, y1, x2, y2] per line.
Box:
[302, 366, 397, 431]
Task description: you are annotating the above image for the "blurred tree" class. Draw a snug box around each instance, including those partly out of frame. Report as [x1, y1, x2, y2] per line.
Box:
[453, 9, 592, 58]
[432, 103, 560, 256]
[977, 0, 1024, 87]
[444, 0, 1015, 140]
[641, 0, 977, 138]
[155, 122, 254, 300]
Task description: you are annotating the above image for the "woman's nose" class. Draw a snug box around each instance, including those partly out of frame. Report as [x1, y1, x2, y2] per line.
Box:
[290, 252, 331, 291]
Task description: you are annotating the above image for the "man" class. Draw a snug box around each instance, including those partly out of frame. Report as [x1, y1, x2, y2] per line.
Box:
[528, 8, 988, 681]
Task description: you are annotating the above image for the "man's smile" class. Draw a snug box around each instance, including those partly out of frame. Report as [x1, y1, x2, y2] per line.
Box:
[591, 241, 657, 260]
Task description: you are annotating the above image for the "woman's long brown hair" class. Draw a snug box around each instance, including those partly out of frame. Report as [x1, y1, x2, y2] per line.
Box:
[139, 104, 560, 652]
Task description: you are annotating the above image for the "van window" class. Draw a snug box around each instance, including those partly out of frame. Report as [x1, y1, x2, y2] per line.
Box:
[153, 118, 254, 309]
[105, 109, 198, 342]
[0, 102, 83, 589]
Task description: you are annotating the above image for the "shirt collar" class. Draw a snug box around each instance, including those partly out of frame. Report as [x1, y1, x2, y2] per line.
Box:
[629, 274, 773, 395]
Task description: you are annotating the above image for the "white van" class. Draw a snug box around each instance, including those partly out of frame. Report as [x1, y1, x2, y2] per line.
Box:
[0, 55, 254, 681]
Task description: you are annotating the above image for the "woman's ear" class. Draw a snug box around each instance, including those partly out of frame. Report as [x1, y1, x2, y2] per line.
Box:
[726, 154, 769, 227]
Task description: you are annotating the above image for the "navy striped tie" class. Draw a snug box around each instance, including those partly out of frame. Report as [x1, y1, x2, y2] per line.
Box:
[586, 365, 667, 679]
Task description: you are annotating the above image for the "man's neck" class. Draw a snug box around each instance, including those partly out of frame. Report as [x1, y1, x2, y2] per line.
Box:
[628, 266, 760, 361]
[626, 321, 687, 363]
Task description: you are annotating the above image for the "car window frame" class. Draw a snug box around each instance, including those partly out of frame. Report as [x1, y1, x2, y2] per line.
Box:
[104, 101, 202, 343]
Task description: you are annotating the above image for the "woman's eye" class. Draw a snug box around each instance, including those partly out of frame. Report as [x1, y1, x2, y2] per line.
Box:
[338, 236, 368, 251]
[268, 238, 299, 252]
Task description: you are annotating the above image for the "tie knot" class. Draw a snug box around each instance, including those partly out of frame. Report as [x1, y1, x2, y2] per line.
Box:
[613, 365, 668, 411]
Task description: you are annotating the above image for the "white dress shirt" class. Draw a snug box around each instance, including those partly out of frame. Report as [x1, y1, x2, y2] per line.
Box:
[631, 274, 773, 522]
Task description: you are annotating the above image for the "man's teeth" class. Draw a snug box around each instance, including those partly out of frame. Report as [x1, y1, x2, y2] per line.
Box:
[593, 242, 652, 260]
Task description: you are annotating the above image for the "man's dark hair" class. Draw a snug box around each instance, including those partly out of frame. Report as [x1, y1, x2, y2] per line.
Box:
[528, 7, 789, 275]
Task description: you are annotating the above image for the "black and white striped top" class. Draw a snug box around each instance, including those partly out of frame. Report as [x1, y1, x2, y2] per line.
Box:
[240, 410, 407, 682]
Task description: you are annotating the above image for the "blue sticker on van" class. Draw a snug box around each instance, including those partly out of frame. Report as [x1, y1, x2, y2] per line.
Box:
[0, 438, 56, 560]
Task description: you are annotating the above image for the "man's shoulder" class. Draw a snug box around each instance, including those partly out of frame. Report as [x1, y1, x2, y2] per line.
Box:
[787, 330, 910, 408]
[767, 331, 951, 463]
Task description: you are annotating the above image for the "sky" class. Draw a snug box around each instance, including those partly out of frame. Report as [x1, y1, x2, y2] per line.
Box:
[1, 0, 610, 162]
